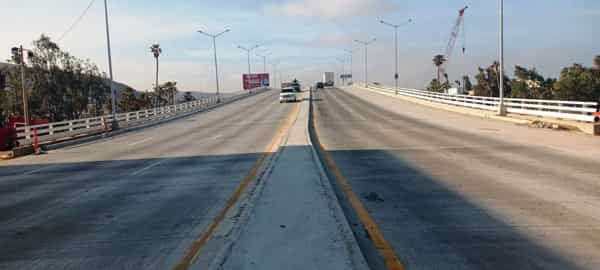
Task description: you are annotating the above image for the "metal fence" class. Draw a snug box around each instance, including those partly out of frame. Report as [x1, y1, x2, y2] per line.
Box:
[362, 84, 599, 123]
[16, 88, 269, 145]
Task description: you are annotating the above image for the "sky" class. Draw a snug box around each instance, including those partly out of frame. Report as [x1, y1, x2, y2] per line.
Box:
[1, 0, 599, 92]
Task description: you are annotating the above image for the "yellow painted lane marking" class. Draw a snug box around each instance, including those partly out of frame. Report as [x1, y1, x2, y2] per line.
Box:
[311, 91, 406, 270]
[174, 100, 302, 270]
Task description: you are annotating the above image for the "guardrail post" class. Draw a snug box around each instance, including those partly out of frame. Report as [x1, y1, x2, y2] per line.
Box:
[33, 128, 39, 154]
[86, 119, 90, 129]
[49, 124, 54, 135]
[69, 122, 74, 132]
[102, 117, 108, 132]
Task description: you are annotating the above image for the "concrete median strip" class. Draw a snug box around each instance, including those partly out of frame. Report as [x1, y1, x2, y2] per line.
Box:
[176, 93, 369, 270]
[173, 98, 303, 270]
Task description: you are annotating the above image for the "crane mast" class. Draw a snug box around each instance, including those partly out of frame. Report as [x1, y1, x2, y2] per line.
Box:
[439, 6, 468, 85]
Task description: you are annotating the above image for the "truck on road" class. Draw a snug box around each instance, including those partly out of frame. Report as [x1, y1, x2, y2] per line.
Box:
[281, 79, 301, 92]
[322, 72, 334, 87]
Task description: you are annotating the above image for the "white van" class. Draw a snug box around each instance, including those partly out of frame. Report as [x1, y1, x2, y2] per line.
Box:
[279, 87, 298, 103]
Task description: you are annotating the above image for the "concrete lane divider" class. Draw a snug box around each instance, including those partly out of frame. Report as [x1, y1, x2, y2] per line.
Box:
[173, 99, 303, 270]
[308, 88, 406, 270]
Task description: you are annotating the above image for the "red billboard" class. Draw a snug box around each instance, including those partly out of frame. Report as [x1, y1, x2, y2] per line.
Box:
[243, 73, 270, 90]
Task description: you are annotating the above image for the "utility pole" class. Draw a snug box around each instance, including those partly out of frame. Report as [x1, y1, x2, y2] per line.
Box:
[11, 46, 31, 129]
[355, 38, 376, 88]
[150, 43, 162, 108]
[103, 0, 118, 129]
[498, 0, 506, 115]
[379, 18, 412, 94]
[198, 29, 230, 103]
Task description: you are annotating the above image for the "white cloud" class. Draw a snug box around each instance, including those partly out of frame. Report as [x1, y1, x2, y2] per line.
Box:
[266, 0, 397, 19]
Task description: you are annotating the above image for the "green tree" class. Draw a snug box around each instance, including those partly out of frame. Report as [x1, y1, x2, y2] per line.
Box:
[136, 92, 152, 110]
[463, 75, 473, 92]
[119, 87, 139, 112]
[3, 34, 110, 121]
[426, 79, 444, 93]
[473, 61, 511, 97]
[510, 66, 554, 99]
[553, 63, 600, 101]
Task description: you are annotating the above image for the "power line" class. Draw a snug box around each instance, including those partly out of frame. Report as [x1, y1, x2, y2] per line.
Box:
[57, 0, 97, 42]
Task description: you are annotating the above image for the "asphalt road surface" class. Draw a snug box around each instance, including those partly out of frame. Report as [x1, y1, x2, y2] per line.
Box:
[313, 87, 600, 270]
[0, 90, 295, 270]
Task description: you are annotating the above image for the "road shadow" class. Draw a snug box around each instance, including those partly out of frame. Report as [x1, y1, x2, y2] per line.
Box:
[0, 153, 263, 270]
[323, 149, 585, 270]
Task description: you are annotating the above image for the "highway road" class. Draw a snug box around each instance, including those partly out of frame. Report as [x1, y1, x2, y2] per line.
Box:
[0, 90, 295, 269]
[313, 87, 600, 270]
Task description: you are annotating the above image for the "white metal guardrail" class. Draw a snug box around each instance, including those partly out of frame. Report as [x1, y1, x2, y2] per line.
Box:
[16, 88, 270, 145]
[360, 84, 599, 123]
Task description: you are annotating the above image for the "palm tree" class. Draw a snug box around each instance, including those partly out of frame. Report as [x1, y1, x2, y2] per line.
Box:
[433, 54, 446, 82]
[150, 43, 162, 107]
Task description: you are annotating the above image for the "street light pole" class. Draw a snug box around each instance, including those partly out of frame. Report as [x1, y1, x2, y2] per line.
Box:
[498, 0, 506, 115]
[337, 57, 346, 86]
[345, 48, 358, 84]
[103, 0, 118, 129]
[238, 44, 260, 75]
[256, 51, 272, 73]
[198, 29, 230, 103]
[379, 18, 412, 95]
[355, 38, 376, 88]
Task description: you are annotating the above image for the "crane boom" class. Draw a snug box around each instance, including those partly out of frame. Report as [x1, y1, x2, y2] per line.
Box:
[439, 6, 468, 84]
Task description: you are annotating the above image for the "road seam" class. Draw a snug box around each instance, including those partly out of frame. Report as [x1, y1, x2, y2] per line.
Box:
[309, 89, 406, 270]
[173, 100, 302, 270]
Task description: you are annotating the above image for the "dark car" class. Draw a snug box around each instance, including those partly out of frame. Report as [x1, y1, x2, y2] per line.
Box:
[316, 82, 324, 89]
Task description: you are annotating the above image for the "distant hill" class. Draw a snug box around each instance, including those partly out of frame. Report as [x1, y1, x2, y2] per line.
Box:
[0, 61, 137, 102]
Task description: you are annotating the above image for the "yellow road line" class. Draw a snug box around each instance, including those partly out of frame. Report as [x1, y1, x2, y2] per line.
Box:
[174, 101, 302, 270]
[311, 93, 406, 270]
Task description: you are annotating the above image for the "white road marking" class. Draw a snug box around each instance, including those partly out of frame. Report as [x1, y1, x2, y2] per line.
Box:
[128, 137, 154, 146]
[22, 165, 56, 176]
[131, 159, 167, 176]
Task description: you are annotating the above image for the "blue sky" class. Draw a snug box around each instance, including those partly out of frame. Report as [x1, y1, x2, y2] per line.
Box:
[1, 0, 599, 92]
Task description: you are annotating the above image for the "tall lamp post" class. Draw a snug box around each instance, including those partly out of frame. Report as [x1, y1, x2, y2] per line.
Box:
[498, 0, 506, 115]
[150, 43, 162, 107]
[344, 48, 359, 84]
[379, 18, 412, 95]
[256, 51, 272, 73]
[237, 44, 261, 75]
[355, 38, 376, 88]
[337, 57, 347, 86]
[103, 0, 118, 129]
[198, 28, 230, 103]
[272, 61, 279, 88]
